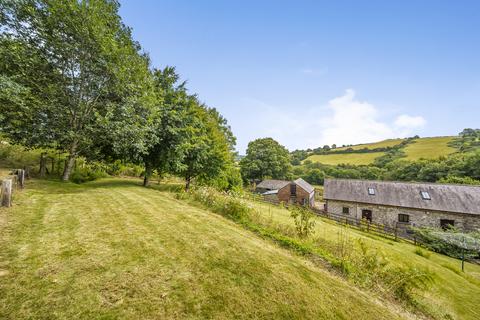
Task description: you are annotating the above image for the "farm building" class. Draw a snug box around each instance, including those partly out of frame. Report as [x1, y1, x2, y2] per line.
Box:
[256, 178, 315, 207]
[323, 179, 480, 232]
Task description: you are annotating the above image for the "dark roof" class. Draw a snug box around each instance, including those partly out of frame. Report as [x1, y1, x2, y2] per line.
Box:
[324, 179, 480, 215]
[294, 178, 315, 193]
[256, 179, 290, 190]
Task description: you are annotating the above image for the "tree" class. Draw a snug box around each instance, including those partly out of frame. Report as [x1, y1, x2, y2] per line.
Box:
[0, 0, 154, 180]
[177, 101, 233, 191]
[240, 138, 291, 181]
[303, 169, 325, 185]
[140, 67, 189, 186]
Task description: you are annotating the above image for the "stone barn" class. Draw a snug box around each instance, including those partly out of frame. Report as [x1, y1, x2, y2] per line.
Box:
[323, 179, 480, 232]
[256, 178, 315, 207]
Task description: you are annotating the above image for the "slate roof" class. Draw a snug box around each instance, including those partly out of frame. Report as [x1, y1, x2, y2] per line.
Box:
[323, 179, 480, 215]
[256, 179, 290, 190]
[294, 178, 315, 193]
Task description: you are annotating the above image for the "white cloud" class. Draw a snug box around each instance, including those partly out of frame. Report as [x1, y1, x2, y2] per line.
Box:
[320, 89, 395, 146]
[394, 114, 426, 128]
[234, 89, 426, 152]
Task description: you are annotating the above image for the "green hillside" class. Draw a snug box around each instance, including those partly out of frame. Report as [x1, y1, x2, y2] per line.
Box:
[304, 136, 458, 165]
[250, 200, 480, 320]
[305, 152, 385, 165]
[0, 178, 406, 319]
[336, 138, 405, 151]
[403, 136, 457, 160]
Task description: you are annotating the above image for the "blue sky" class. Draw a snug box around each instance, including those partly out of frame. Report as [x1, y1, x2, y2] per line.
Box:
[119, 0, 480, 153]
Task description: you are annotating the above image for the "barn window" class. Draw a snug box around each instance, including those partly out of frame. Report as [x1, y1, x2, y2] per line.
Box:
[398, 214, 410, 223]
[368, 187, 375, 195]
[342, 207, 350, 214]
[420, 191, 431, 200]
[440, 219, 455, 230]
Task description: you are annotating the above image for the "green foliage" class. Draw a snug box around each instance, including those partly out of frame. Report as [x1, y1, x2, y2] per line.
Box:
[412, 228, 480, 260]
[289, 205, 316, 238]
[414, 248, 431, 259]
[1, 0, 156, 180]
[240, 138, 291, 181]
[438, 175, 480, 185]
[188, 186, 252, 221]
[0, 141, 43, 169]
[450, 128, 480, 152]
[70, 167, 108, 184]
[302, 168, 325, 185]
[290, 149, 309, 165]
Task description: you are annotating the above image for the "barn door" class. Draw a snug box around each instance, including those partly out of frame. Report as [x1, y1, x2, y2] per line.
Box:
[362, 209, 372, 222]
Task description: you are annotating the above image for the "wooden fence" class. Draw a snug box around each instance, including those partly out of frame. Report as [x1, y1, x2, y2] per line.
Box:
[253, 195, 417, 244]
[1, 169, 26, 207]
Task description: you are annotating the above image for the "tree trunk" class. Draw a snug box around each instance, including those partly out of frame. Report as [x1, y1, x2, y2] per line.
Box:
[185, 176, 191, 191]
[143, 162, 153, 187]
[51, 157, 55, 174]
[39, 152, 47, 177]
[62, 154, 76, 181]
[62, 141, 78, 181]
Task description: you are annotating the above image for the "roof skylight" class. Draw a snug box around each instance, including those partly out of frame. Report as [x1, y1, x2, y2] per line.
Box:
[368, 187, 376, 195]
[421, 191, 431, 200]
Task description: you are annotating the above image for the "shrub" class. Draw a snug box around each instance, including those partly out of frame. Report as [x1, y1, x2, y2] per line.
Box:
[70, 166, 108, 184]
[414, 248, 431, 259]
[189, 186, 252, 221]
[289, 205, 316, 238]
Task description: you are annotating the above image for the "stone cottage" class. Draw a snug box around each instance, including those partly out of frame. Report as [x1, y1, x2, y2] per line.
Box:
[256, 178, 315, 207]
[323, 179, 480, 232]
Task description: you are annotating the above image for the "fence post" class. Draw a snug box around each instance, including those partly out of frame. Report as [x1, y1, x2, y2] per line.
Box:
[367, 221, 370, 232]
[17, 169, 25, 189]
[394, 223, 398, 241]
[1, 179, 13, 207]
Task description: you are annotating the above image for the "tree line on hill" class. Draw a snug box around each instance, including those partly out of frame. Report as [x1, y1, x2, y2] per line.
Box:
[0, 0, 240, 190]
[240, 131, 480, 186]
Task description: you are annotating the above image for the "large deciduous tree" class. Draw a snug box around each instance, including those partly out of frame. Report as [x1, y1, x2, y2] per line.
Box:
[0, 0, 154, 180]
[240, 137, 291, 181]
[141, 66, 189, 186]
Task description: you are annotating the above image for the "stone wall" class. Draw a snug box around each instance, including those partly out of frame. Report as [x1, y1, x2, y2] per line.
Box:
[326, 199, 480, 231]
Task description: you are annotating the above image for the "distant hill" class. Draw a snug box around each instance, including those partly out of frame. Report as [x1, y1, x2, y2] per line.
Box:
[303, 136, 457, 166]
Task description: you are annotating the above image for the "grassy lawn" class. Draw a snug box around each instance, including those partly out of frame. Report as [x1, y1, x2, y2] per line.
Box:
[403, 137, 457, 160]
[249, 200, 480, 320]
[304, 152, 385, 165]
[0, 178, 409, 319]
[336, 139, 405, 151]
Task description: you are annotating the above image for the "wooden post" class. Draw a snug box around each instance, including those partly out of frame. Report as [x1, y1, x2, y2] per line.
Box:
[394, 223, 398, 241]
[17, 169, 25, 189]
[1, 179, 13, 207]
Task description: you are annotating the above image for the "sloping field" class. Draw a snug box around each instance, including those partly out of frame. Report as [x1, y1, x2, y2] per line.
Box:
[403, 136, 457, 160]
[305, 152, 385, 165]
[336, 138, 405, 151]
[0, 178, 406, 319]
[250, 200, 480, 320]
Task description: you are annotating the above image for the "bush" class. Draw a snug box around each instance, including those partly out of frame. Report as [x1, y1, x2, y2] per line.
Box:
[414, 248, 431, 259]
[289, 205, 316, 238]
[189, 186, 252, 221]
[412, 227, 480, 260]
[70, 166, 108, 184]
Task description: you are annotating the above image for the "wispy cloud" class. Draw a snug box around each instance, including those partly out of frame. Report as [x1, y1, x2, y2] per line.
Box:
[300, 67, 328, 76]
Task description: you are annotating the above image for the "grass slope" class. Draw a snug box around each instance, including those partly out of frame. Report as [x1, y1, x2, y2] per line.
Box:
[336, 139, 405, 151]
[403, 136, 457, 160]
[0, 178, 406, 319]
[250, 200, 480, 320]
[305, 152, 385, 165]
